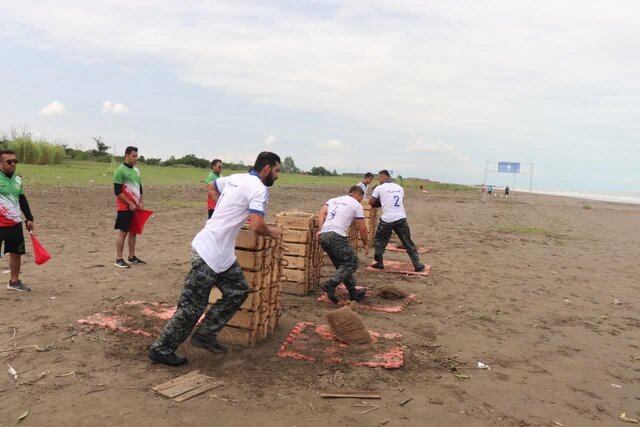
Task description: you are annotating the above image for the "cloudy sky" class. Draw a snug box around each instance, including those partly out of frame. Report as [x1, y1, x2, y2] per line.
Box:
[1, 1, 639, 191]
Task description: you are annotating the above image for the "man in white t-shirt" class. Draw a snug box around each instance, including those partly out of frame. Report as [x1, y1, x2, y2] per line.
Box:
[149, 152, 282, 366]
[368, 169, 425, 272]
[356, 172, 374, 198]
[316, 186, 369, 303]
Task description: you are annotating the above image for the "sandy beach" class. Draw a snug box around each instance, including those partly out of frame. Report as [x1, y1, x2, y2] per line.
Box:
[0, 184, 639, 426]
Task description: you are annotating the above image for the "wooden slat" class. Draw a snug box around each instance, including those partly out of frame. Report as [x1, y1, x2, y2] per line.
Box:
[152, 371, 202, 392]
[173, 380, 224, 402]
[320, 391, 381, 399]
[160, 374, 212, 398]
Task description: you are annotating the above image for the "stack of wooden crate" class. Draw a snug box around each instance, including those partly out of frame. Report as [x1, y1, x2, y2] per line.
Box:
[347, 201, 379, 252]
[276, 211, 323, 296]
[209, 224, 283, 347]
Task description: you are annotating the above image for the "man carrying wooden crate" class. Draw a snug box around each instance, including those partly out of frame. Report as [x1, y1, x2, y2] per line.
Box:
[369, 170, 426, 272]
[316, 186, 369, 303]
[148, 152, 281, 366]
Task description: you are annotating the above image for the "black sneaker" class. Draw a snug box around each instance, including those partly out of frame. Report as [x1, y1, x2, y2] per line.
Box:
[191, 333, 228, 353]
[148, 348, 188, 366]
[370, 262, 384, 270]
[414, 264, 426, 272]
[350, 289, 366, 302]
[128, 256, 146, 265]
[115, 259, 130, 268]
[320, 283, 338, 304]
[7, 280, 31, 292]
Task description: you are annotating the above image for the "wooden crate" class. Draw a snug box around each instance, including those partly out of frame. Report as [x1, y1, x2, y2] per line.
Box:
[236, 248, 272, 272]
[283, 255, 308, 270]
[226, 308, 265, 330]
[281, 268, 309, 283]
[281, 229, 311, 244]
[218, 325, 259, 347]
[235, 228, 268, 250]
[282, 243, 308, 257]
[276, 211, 316, 230]
[244, 270, 269, 291]
[281, 281, 308, 296]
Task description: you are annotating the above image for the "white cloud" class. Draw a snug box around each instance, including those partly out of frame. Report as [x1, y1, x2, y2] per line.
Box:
[408, 138, 469, 161]
[264, 134, 277, 146]
[102, 100, 129, 114]
[39, 100, 66, 116]
[320, 139, 352, 152]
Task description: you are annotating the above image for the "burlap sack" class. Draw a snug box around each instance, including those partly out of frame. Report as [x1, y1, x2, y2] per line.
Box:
[326, 305, 371, 344]
[378, 285, 408, 300]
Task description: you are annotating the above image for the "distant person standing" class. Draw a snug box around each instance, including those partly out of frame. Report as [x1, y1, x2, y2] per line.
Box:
[357, 172, 374, 198]
[206, 159, 223, 219]
[369, 170, 425, 272]
[316, 186, 369, 304]
[504, 186, 510, 198]
[148, 152, 281, 366]
[487, 184, 493, 196]
[0, 150, 35, 292]
[113, 146, 145, 268]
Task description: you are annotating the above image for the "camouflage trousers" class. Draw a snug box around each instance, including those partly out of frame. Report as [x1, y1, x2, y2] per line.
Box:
[319, 232, 359, 297]
[150, 250, 249, 355]
[374, 218, 424, 269]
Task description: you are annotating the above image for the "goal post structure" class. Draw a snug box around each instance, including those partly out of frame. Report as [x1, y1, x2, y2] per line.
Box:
[482, 161, 534, 192]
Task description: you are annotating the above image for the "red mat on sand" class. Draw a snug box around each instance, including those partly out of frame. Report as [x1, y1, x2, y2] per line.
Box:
[278, 322, 403, 369]
[317, 285, 415, 313]
[366, 260, 431, 276]
[385, 243, 432, 254]
[77, 301, 201, 337]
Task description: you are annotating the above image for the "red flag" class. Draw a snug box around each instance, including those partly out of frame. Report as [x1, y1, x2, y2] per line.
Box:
[129, 209, 153, 235]
[29, 232, 51, 265]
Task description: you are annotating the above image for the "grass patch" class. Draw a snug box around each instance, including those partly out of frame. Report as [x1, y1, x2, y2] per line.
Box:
[582, 205, 592, 210]
[15, 160, 476, 191]
[496, 225, 553, 236]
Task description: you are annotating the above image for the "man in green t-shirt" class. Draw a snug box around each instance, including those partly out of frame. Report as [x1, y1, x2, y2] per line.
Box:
[205, 159, 222, 219]
[113, 146, 145, 268]
[0, 150, 35, 292]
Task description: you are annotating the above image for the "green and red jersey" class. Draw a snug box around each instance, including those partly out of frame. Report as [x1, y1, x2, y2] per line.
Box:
[205, 171, 220, 210]
[0, 172, 24, 227]
[114, 164, 142, 211]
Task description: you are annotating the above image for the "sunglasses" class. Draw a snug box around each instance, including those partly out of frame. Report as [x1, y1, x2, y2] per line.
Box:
[2, 159, 18, 165]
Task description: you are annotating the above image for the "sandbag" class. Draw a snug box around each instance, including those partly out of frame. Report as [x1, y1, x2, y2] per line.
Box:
[378, 285, 408, 300]
[326, 305, 371, 344]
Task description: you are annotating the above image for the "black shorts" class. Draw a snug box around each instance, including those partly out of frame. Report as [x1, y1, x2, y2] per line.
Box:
[115, 210, 134, 232]
[0, 223, 26, 255]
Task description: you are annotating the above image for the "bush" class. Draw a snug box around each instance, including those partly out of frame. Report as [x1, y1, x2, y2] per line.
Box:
[9, 136, 65, 165]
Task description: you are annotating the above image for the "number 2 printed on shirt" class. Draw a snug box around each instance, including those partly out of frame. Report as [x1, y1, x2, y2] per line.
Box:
[393, 195, 401, 207]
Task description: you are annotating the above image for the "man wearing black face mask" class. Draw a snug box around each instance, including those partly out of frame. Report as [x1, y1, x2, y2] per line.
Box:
[149, 151, 281, 366]
[0, 150, 35, 292]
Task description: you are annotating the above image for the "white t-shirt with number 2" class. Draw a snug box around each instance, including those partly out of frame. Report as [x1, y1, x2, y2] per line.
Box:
[371, 182, 406, 222]
[192, 171, 268, 273]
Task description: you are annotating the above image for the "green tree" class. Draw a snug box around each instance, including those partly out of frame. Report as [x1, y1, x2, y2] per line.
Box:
[310, 166, 333, 176]
[282, 156, 300, 173]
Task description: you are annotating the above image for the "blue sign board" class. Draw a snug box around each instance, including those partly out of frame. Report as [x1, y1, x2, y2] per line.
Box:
[498, 162, 520, 173]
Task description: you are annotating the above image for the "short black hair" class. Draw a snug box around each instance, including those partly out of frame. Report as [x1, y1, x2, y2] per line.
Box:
[124, 146, 138, 155]
[378, 169, 390, 177]
[211, 159, 222, 167]
[0, 149, 16, 157]
[253, 151, 281, 172]
[364, 172, 374, 179]
[349, 186, 364, 195]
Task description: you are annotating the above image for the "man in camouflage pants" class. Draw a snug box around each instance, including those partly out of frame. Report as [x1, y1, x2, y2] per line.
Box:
[149, 152, 281, 366]
[317, 186, 369, 303]
[369, 170, 425, 272]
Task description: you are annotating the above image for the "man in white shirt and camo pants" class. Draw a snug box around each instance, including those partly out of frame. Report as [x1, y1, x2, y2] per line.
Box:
[369, 170, 425, 272]
[148, 152, 281, 366]
[317, 186, 369, 303]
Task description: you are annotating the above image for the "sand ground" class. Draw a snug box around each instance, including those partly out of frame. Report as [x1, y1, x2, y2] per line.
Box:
[1, 184, 639, 426]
